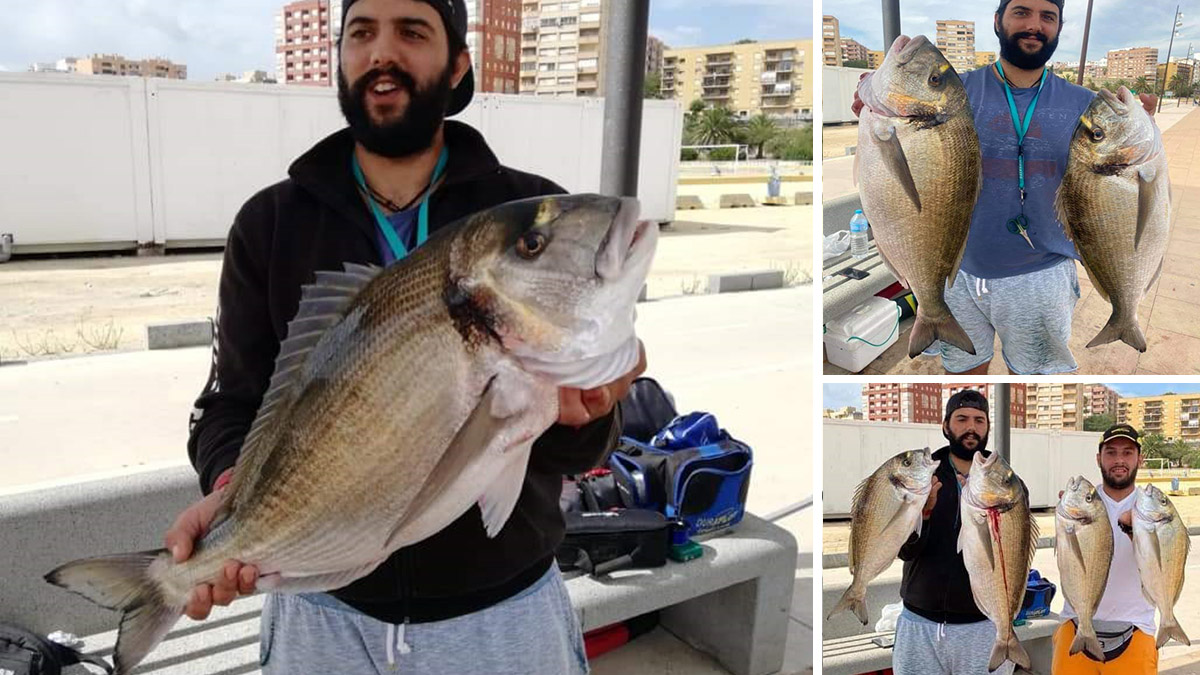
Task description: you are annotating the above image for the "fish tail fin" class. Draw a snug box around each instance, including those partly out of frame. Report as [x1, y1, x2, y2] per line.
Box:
[909, 309, 975, 358]
[1070, 627, 1105, 662]
[825, 585, 869, 626]
[1086, 310, 1147, 352]
[1157, 617, 1191, 648]
[45, 549, 182, 675]
[989, 633, 1030, 672]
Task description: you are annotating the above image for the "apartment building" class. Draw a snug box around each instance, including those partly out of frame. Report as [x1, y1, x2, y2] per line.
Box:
[824, 406, 863, 420]
[1119, 393, 1200, 443]
[275, 0, 339, 86]
[867, 50, 885, 69]
[861, 383, 943, 424]
[975, 51, 996, 67]
[1027, 383, 1086, 430]
[1107, 47, 1159, 84]
[646, 35, 666, 76]
[71, 54, 187, 79]
[823, 16, 843, 66]
[661, 40, 813, 120]
[465, 0, 522, 94]
[1086, 384, 1120, 418]
[518, 0, 608, 96]
[936, 20, 976, 73]
[1157, 60, 1194, 90]
[840, 38, 871, 65]
[941, 384, 1028, 428]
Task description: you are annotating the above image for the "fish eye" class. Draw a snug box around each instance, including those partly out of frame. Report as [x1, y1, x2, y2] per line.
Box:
[1085, 493, 1093, 502]
[1091, 127, 1105, 142]
[902, 458, 912, 467]
[516, 231, 547, 259]
[929, 71, 942, 87]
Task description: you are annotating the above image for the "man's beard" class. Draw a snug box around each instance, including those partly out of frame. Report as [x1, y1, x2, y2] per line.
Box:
[337, 62, 454, 158]
[996, 25, 1059, 71]
[1101, 463, 1138, 490]
[945, 428, 989, 460]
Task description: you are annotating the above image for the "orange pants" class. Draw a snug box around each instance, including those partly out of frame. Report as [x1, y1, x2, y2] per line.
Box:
[1052, 621, 1157, 675]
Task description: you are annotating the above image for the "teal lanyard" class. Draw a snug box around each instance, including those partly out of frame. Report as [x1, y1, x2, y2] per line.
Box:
[995, 62, 1048, 203]
[351, 146, 449, 261]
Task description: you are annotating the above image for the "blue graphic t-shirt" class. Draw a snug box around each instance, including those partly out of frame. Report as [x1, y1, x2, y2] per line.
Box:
[376, 207, 419, 266]
[958, 67, 1096, 279]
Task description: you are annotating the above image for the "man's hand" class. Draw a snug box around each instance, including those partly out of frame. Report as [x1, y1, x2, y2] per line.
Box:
[163, 471, 259, 620]
[557, 340, 647, 427]
[922, 476, 942, 520]
[1118, 509, 1133, 538]
[851, 72, 869, 118]
[1140, 93, 1158, 117]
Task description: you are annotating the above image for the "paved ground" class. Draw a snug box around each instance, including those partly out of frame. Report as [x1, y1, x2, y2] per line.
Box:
[0, 204, 813, 362]
[0, 287, 814, 674]
[822, 103, 1200, 375]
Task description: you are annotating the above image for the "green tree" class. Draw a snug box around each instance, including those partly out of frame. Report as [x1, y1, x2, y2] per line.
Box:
[844, 59, 869, 69]
[691, 106, 739, 146]
[1133, 76, 1150, 94]
[1141, 433, 1168, 460]
[735, 38, 757, 45]
[1085, 78, 1098, 91]
[1083, 414, 1115, 432]
[643, 71, 666, 99]
[742, 114, 779, 159]
[1164, 439, 1192, 465]
[765, 125, 814, 161]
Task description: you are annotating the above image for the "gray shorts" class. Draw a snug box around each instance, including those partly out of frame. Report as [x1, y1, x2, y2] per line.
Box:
[939, 257, 1080, 374]
[893, 609, 1015, 675]
[259, 563, 588, 674]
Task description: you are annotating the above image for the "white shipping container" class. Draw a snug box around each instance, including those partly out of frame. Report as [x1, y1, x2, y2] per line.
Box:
[822, 65, 872, 126]
[0, 73, 681, 253]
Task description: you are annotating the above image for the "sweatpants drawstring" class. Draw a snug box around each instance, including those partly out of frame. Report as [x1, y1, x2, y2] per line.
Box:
[385, 623, 413, 670]
[975, 277, 989, 298]
[937, 621, 947, 641]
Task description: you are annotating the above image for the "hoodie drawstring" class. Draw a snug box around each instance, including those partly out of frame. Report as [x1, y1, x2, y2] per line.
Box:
[385, 623, 413, 670]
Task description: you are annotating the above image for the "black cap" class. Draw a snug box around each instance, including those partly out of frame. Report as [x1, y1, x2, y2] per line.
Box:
[341, 0, 474, 116]
[996, 0, 1064, 21]
[1100, 423, 1141, 450]
[945, 389, 989, 421]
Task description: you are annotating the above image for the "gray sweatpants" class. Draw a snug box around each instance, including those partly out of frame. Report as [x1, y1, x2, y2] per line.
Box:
[259, 564, 588, 674]
[893, 609, 1016, 675]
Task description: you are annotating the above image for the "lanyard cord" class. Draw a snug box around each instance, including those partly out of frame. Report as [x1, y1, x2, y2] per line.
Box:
[351, 145, 450, 261]
[995, 62, 1048, 198]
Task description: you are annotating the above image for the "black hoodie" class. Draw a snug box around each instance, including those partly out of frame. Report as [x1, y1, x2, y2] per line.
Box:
[186, 121, 620, 623]
[898, 445, 990, 624]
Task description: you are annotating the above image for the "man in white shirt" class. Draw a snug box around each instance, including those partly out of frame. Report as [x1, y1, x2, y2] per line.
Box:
[1054, 424, 1158, 673]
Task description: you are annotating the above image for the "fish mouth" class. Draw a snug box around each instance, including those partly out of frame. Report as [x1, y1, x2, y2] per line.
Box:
[595, 197, 656, 282]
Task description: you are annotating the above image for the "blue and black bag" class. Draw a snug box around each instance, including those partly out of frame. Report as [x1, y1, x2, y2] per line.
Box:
[609, 412, 753, 537]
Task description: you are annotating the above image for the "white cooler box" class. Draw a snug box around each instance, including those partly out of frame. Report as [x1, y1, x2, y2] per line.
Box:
[824, 296, 901, 373]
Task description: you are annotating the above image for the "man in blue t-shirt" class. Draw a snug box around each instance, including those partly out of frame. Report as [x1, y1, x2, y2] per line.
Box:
[854, 0, 1158, 375]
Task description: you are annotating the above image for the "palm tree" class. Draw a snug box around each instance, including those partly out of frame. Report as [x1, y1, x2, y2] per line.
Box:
[1170, 72, 1189, 97]
[742, 114, 779, 159]
[1133, 76, 1150, 94]
[691, 106, 739, 146]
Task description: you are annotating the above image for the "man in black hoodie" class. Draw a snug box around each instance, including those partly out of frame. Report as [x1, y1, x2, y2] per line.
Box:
[893, 390, 1014, 675]
[161, 1, 643, 672]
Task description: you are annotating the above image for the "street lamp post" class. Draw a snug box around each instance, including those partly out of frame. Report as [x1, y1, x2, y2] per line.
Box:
[1159, 5, 1184, 113]
[1077, 0, 1096, 86]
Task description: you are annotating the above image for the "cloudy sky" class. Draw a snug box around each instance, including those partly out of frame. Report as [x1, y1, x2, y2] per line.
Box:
[822, 383, 1200, 410]
[832, 0, 1195, 65]
[0, 0, 812, 81]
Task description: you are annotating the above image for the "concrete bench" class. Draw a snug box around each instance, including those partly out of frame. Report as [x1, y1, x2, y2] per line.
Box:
[1, 467, 798, 675]
[823, 558, 1060, 674]
[677, 195, 706, 210]
[719, 194, 757, 208]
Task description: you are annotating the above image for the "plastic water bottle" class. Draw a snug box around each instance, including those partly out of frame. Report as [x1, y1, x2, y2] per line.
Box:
[849, 210, 870, 259]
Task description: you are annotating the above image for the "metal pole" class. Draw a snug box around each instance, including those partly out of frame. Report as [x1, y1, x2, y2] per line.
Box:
[1160, 4, 1180, 114]
[882, 0, 902, 53]
[599, 1, 650, 198]
[1076, 0, 1095, 86]
[996, 384, 1011, 463]
[764, 496, 814, 523]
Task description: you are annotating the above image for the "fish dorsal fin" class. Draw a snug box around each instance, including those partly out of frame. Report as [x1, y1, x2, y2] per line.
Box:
[1026, 500, 1040, 568]
[222, 262, 382, 503]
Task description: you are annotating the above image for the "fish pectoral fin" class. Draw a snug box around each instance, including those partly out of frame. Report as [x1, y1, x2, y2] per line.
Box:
[1150, 527, 1164, 570]
[1066, 528, 1087, 574]
[478, 439, 535, 538]
[1136, 165, 1160, 251]
[872, 124, 923, 213]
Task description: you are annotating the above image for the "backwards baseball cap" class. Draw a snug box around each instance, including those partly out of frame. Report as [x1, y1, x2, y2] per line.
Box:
[945, 390, 990, 421]
[1100, 423, 1141, 450]
[341, 0, 474, 116]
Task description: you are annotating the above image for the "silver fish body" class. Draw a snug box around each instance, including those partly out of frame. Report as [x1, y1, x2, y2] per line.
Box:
[1055, 476, 1113, 661]
[1132, 484, 1191, 648]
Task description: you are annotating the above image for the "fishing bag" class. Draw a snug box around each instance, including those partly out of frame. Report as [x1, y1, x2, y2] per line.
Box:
[617, 377, 678, 443]
[555, 509, 673, 576]
[608, 412, 753, 537]
[1016, 569, 1056, 621]
[0, 624, 112, 675]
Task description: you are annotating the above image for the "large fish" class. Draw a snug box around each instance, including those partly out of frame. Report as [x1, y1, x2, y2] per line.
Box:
[1055, 86, 1171, 352]
[827, 448, 940, 624]
[856, 35, 980, 358]
[1132, 484, 1191, 648]
[45, 194, 657, 674]
[1055, 476, 1113, 661]
[958, 452, 1037, 672]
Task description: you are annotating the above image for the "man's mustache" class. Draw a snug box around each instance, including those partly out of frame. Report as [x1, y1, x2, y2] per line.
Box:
[1013, 31, 1048, 43]
[354, 66, 418, 96]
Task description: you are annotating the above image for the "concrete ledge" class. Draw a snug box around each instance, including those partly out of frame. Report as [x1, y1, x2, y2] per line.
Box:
[676, 195, 705, 210]
[763, 197, 789, 206]
[147, 320, 212, 350]
[794, 192, 814, 206]
[719, 194, 757, 208]
[679, 175, 812, 186]
[708, 270, 785, 294]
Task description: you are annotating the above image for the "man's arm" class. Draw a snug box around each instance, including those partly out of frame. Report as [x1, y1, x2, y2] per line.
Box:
[187, 195, 278, 494]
